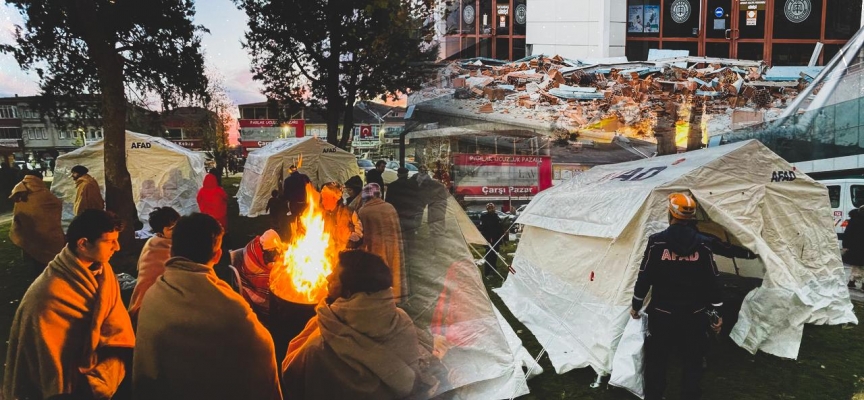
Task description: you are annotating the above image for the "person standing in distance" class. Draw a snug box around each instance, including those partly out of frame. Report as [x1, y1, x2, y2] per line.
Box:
[630, 192, 757, 400]
[479, 203, 505, 279]
[282, 163, 311, 222]
[365, 160, 386, 189]
[70, 165, 104, 215]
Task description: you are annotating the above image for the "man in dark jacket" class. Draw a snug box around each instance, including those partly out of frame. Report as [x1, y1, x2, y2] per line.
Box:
[365, 160, 386, 189]
[843, 207, 864, 287]
[385, 168, 423, 241]
[282, 164, 311, 220]
[344, 175, 364, 211]
[412, 164, 449, 236]
[630, 192, 757, 400]
[479, 203, 505, 279]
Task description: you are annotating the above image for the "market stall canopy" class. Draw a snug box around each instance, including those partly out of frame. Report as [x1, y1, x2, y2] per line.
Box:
[497, 140, 856, 393]
[52, 131, 206, 230]
[237, 137, 361, 217]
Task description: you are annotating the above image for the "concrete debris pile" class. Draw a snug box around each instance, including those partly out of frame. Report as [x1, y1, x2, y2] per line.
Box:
[417, 54, 819, 153]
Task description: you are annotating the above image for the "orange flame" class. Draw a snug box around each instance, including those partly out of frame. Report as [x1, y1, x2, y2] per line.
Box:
[270, 184, 333, 304]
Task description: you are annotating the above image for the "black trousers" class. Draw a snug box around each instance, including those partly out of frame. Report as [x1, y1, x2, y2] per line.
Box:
[484, 244, 499, 276]
[644, 308, 710, 400]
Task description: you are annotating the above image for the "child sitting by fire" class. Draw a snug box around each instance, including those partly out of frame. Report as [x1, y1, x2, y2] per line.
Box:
[231, 229, 285, 327]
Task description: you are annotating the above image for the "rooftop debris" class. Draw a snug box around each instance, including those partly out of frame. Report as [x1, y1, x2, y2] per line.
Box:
[413, 54, 819, 154]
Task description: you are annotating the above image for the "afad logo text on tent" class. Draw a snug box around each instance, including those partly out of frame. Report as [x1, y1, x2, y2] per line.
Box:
[770, 170, 796, 182]
[597, 166, 668, 184]
[130, 142, 152, 149]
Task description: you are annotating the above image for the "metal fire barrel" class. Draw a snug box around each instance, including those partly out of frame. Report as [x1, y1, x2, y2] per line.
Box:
[269, 292, 317, 361]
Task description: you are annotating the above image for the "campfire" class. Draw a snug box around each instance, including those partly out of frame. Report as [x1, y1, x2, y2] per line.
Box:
[270, 184, 333, 305]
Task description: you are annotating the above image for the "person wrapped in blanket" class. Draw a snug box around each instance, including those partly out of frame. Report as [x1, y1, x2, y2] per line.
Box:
[2, 210, 134, 400]
[320, 182, 363, 251]
[231, 229, 284, 326]
[282, 250, 438, 400]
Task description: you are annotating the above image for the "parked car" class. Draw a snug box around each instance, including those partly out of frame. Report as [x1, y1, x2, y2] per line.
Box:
[385, 161, 419, 176]
[515, 204, 528, 217]
[820, 178, 864, 238]
[379, 161, 419, 185]
[357, 159, 375, 172]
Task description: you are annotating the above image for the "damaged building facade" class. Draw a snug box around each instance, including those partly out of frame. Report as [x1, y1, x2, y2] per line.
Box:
[438, 0, 863, 64]
[409, 43, 837, 205]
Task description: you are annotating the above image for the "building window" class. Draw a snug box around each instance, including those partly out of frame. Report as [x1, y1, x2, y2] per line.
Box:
[0, 127, 21, 139]
[59, 130, 67, 139]
[40, 128, 47, 139]
[828, 186, 841, 208]
[0, 106, 18, 119]
[26, 128, 34, 140]
[166, 128, 183, 139]
[773, 0, 823, 40]
[241, 108, 255, 119]
[826, 0, 862, 40]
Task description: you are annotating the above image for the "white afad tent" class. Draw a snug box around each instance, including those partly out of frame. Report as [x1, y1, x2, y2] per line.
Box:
[496, 140, 857, 394]
[237, 137, 361, 217]
[52, 131, 206, 229]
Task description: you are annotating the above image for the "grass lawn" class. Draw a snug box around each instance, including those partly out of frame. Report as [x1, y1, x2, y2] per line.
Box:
[0, 175, 862, 399]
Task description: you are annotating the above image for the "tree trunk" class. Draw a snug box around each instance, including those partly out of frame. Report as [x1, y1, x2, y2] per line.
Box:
[95, 50, 137, 246]
[71, 0, 136, 246]
[325, 0, 342, 147]
[338, 85, 357, 150]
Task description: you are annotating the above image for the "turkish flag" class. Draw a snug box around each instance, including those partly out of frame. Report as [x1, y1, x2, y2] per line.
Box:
[360, 125, 372, 138]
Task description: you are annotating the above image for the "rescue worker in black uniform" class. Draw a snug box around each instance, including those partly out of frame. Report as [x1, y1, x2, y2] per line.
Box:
[630, 192, 757, 400]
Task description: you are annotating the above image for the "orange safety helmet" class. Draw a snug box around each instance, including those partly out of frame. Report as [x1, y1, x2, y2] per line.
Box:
[668, 192, 698, 220]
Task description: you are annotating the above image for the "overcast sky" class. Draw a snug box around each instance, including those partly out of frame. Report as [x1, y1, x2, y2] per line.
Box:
[0, 1, 265, 109]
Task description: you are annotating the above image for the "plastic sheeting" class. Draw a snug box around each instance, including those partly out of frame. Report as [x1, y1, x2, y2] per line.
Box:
[237, 137, 361, 217]
[498, 140, 857, 388]
[609, 313, 648, 399]
[397, 188, 540, 399]
[52, 131, 205, 230]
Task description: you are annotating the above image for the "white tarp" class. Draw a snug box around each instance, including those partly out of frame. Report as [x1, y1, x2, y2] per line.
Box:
[496, 140, 857, 387]
[402, 194, 540, 399]
[237, 137, 361, 217]
[52, 131, 206, 230]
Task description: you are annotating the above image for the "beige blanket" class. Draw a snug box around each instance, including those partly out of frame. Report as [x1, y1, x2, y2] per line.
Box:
[127, 234, 172, 321]
[2, 246, 135, 400]
[282, 289, 421, 400]
[9, 175, 65, 265]
[74, 174, 105, 215]
[133, 257, 282, 400]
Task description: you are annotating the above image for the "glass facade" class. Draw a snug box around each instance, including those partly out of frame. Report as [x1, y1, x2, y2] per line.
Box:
[444, 0, 527, 60]
[626, 0, 862, 65]
[720, 29, 864, 162]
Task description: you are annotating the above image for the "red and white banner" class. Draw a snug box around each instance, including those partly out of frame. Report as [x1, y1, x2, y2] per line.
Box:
[451, 153, 552, 198]
[359, 125, 373, 139]
[238, 119, 305, 137]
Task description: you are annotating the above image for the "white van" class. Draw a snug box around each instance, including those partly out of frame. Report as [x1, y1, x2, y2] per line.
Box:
[819, 179, 864, 236]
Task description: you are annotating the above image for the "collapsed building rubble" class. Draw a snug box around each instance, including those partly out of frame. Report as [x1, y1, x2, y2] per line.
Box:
[412, 54, 820, 155]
